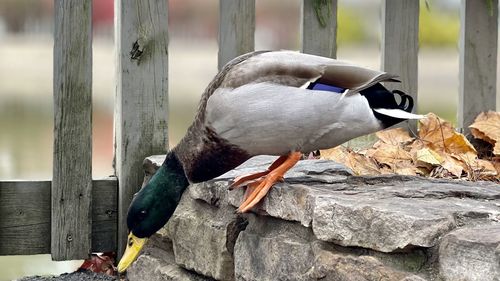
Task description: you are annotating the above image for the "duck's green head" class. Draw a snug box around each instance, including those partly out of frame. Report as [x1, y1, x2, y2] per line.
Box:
[117, 152, 188, 273]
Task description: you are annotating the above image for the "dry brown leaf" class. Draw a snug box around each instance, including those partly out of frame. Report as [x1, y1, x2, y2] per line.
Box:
[419, 113, 455, 146]
[418, 113, 477, 178]
[443, 133, 477, 158]
[320, 146, 350, 164]
[493, 159, 500, 176]
[469, 111, 500, 156]
[392, 160, 419, 176]
[471, 159, 498, 179]
[415, 147, 442, 166]
[348, 153, 381, 176]
[440, 153, 465, 178]
[368, 142, 418, 176]
[419, 113, 477, 157]
[319, 112, 499, 181]
[366, 142, 412, 167]
[376, 127, 414, 145]
[321, 146, 380, 176]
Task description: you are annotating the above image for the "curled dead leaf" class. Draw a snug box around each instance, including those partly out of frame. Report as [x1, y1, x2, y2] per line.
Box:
[419, 113, 477, 157]
[419, 113, 456, 146]
[469, 111, 500, 156]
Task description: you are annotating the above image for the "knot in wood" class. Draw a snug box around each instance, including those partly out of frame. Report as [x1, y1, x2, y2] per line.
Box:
[130, 40, 144, 60]
[106, 210, 114, 217]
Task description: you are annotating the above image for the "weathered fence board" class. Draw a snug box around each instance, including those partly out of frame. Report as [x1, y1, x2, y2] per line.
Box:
[218, 0, 255, 70]
[0, 179, 117, 255]
[301, 0, 337, 58]
[91, 180, 119, 252]
[381, 0, 419, 133]
[52, 0, 93, 260]
[459, 0, 498, 134]
[114, 0, 169, 258]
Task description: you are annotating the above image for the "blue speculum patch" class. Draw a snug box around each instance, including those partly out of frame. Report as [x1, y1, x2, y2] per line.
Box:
[307, 82, 345, 93]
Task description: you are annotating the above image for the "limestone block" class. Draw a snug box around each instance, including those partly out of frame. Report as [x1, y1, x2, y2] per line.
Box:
[127, 233, 210, 281]
[234, 215, 427, 281]
[224, 157, 352, 227]
[220, 157, 500, 252]
[167, 191, 247, 281]
[308, 251, 427, 281]
[439, 224, 500, 281]
[128, 254, 210, 281]
[309, 179, 499, 252]
[311, 193, 456, 252]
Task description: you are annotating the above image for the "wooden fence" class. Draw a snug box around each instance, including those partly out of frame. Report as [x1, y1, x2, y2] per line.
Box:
[0, 0, 497, 261]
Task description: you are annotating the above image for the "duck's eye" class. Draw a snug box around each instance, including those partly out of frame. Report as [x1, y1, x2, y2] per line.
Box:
[138, 210, 147, 219]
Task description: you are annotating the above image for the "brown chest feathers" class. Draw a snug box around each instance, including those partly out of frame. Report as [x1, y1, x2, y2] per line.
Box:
[173, 126, 250, 183]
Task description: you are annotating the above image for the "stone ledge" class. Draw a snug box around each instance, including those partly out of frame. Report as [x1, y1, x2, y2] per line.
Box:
[127, 231, 212, 281]
[439, 224, 500, 281]
[127, 155, 500, 281]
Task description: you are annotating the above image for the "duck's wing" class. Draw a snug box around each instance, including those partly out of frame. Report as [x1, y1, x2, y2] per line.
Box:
[176, 51, 411, 180]
[219, 50, 399, 95]
[203, 51, 415, 156]
[206, 82, 384, 156]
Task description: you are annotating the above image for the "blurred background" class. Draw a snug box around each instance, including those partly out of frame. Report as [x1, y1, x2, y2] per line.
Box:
[0, 0, 498, 280]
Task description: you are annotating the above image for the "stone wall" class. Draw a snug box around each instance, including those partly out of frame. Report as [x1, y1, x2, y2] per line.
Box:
[128, 156, 500, 281]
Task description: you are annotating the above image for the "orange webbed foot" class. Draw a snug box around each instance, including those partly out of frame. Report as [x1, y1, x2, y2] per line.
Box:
[234, 152, 301, 213]
[229, 155, 288, 190]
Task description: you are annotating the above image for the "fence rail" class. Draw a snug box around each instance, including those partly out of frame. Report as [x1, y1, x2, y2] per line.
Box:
[0, 0, 497, 260]
[0, 178, 117, 255]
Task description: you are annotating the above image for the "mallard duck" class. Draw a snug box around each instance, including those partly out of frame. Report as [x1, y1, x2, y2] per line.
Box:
[117, 50, 423, 272]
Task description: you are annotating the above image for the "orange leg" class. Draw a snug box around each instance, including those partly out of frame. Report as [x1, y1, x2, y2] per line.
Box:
[229, 155, 288, 190]
[237, 152, 301, 213]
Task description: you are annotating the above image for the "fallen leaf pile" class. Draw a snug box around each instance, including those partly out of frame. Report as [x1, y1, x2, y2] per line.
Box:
[320, 112, 500, 181]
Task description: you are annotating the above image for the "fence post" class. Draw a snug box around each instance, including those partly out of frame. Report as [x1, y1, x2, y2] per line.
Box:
[114, 0, 169, 258]
[218, 0, 255, 70]
[52, 0, 93, 260]
[301, 0, 337, 58]
[381, 0, 419, 133]
[459, 0, 498, 135]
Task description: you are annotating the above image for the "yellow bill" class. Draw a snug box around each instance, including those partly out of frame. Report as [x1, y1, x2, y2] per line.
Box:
[117, 233, 148, 273]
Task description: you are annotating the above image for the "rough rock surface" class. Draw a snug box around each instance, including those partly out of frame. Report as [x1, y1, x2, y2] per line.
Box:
[439, 224, 500, 281]
[234, 214, 426, 281]
[166, 191, 246, 280]
[125, 155, 500, 281]
[127, 229, 211, 281]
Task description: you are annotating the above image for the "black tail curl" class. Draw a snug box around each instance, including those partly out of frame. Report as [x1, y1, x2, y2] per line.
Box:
[392, 90, 414, 113]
